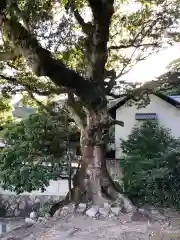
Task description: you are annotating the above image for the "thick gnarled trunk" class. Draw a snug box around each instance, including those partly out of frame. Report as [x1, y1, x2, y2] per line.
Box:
[49, 110, 133, 216]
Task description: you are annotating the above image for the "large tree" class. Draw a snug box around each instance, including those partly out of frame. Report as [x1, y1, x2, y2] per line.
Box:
[0, 0, 180, 215]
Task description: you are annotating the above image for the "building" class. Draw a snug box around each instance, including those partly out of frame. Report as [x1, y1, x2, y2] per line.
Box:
[109, 93, 180, 159]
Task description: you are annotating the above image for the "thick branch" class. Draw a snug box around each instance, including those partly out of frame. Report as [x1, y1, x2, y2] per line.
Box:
[66, 92, 86, 130]
[73, 10, 94, 36]
[110, 120, 124, 127]
[65, 0, 94, 36]
[0, 0, 7, 15]
[0, 51, 16, 61]
[10, 2, 30, 32]
[87, 0, 114, 83]
[0, 74, 67, 96]
[1, 17, 106, 109]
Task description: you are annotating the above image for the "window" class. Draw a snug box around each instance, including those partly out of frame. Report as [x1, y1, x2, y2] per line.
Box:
[135, 113, 157, 120]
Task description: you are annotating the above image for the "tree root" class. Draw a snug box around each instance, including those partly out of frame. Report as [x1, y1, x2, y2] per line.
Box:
[49, 161, 134, 216]
[49, 190, 72, 216]
[49, 185, 134, 216]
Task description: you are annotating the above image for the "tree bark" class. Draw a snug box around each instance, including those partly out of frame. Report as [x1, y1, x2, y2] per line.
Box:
[49, 111, 134, 216]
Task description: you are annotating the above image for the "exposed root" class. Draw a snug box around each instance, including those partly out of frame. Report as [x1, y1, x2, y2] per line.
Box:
[49, 167, 87, 216]
[116, 193, 135, 213]
[101, 165, 135, 213]
[49, 190, 72, 216]
[49, 159, 134, 216]
[49, 182, 134, 217]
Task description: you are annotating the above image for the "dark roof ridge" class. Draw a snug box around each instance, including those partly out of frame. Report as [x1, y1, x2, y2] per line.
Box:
[154, 92, 180, 108]
[109, 92, 180, 113]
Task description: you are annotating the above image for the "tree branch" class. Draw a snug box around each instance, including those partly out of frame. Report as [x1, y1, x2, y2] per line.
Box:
[105, 48, 138, 93]
[73, 10, 94, 36]
[109, 42, 159, 50]
[0, 51, 17, 61]
[0, 0, 7, 15]
[65, 0, 94, 36]
[29, 92, 61, 117]
[0, 74, 68, 96]
[10, 2, 30, 32]
[87, 0, 114, 83]
[111, 120, 124, 127]
[66, 92, 86, 130]
[108, 72, 180, 107]
[1, 17, 106, 109]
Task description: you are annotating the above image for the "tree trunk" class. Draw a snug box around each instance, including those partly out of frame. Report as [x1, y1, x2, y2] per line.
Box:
[49, 111, 134, 216]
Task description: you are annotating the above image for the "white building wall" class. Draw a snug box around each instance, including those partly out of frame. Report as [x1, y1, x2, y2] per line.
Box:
[0, 180, 69, 196]
[115, 94, 180, 159]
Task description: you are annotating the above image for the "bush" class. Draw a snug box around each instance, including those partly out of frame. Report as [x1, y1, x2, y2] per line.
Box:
[0, 110, 77, 194]
[121, 120, 180, 209]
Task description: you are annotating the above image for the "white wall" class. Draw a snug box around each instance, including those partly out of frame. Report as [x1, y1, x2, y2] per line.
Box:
[0, 180, 69, 196]
[115, 94, 180, 158]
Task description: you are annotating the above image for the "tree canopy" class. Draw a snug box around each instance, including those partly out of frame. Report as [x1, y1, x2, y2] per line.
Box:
[0, 0, 180, 108]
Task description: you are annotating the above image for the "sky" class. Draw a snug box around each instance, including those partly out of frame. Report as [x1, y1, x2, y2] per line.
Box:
[121, 44, 180, 83]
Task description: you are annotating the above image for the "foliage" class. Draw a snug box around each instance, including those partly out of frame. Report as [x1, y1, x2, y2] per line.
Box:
[158, 58, 180, 95]
[0, 106, 77, 193]
[0, 96, 14, 133]
[121, 120, 180, 209]
[0, 0, 179, 99]
[0, 0, 180, 201]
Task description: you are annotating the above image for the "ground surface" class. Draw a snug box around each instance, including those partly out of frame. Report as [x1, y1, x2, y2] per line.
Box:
[1, 209, 180, 240]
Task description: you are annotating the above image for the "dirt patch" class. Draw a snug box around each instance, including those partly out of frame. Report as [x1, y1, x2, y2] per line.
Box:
[1, 210, 180, 240]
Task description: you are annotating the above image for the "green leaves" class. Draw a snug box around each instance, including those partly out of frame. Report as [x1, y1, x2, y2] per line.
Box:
[121, 120, 180, 208]
[17, 0, 54, 27]
[0, 106, 77, 193]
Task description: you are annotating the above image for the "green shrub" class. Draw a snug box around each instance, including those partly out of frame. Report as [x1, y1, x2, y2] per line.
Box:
[121, 120, 180, 209]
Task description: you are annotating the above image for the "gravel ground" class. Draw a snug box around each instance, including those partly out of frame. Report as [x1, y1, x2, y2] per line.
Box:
[1, 211, 180, 240]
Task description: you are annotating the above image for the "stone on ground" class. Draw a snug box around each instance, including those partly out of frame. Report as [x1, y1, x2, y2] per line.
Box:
[54, 203, 75, 218]
[2, 211, 179, 240]
[86, 205, 99, 217]
[30, 211, 38, 220]
[25, 218, 36, 226]
[2, 208, 180, 240]
[37, 217, 46, 223]
[104, 202, 111, 209]
[111, 207, 121, 216]
[99, 207, 110, 217]
[76, 203, 87, 213]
